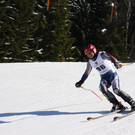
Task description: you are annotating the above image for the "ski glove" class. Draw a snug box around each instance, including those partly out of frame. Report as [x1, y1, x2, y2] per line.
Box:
[75, 80, 84, 88]
[114, 61, 119, 69]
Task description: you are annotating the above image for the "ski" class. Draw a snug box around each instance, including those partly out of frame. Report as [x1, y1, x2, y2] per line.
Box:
[114, 110, 135, 121]
[87, 109, 127, 121]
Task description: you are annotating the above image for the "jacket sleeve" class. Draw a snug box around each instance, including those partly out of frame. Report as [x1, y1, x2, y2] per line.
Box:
[101, 51, 118, 64]
[81, 61, 92, 82]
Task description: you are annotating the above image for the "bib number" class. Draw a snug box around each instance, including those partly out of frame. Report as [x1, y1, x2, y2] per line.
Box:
[96, 64, 106, 71]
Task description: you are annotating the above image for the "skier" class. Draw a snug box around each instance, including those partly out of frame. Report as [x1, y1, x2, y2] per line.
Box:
[75, 44, 135, 112]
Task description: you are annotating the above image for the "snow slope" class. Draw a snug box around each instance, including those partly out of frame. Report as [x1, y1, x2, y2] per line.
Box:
[0, 62, 135, 135]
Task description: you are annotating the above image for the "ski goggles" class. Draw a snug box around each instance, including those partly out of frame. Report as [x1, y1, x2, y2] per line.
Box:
[85, 50, 92, 55]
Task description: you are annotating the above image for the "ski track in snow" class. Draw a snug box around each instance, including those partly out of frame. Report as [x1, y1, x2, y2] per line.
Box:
[0, 62, 135, 135]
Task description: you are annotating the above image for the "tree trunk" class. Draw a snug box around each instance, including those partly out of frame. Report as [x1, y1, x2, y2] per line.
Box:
[124, 0, 132, 43]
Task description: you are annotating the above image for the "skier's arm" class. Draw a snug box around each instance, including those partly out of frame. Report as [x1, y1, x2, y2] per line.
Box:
[81, 61, 92, 81]
[101, 51, 119, 68]
[75, 61, 92, 87]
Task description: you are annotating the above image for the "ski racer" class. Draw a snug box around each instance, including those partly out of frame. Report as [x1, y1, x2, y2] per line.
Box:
[75, 44, 135, 112]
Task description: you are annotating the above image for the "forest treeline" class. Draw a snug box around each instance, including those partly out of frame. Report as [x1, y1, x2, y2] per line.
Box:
[0, 0, 135, 62]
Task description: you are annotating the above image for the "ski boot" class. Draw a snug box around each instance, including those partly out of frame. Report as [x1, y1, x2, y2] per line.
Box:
[111, 101, 126, 112]
[131, 102, 135, 111]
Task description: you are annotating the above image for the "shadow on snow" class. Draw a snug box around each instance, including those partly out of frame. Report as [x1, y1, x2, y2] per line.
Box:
[0, 110, 110, 117]
[0, 120, 9, 124]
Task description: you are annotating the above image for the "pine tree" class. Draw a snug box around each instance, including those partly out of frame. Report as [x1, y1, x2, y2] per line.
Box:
[0, 0, 39, 62]
[88, 0, 110, 49]
[94, 0, 128, 61]
[100, 23, 127, 61]
[33, 0, 49, 61]
[35, 0, 75, 62]
[0, 0, 11, 62]
[127, 1, 135, 61]
[111, 0, 135, 62]
[69, 0, 91, 61]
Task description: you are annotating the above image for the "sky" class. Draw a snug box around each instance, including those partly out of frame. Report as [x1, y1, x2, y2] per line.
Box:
[0, 62, 135, 135]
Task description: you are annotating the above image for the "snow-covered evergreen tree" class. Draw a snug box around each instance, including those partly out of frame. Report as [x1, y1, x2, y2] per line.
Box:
[0, 0, 39, 62]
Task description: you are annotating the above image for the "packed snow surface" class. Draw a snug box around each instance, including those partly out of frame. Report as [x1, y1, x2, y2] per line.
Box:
[0, 62, 135, 135]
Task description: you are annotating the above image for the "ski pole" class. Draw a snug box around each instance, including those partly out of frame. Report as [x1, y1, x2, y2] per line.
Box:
[122, 63, 133, 66]
[81, 86, 103, 101]
[117, 63, 133, 69]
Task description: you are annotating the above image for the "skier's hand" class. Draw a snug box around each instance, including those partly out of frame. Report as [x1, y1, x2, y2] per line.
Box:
[75, 80, 84, 88]
[114, 61, 120, 69]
